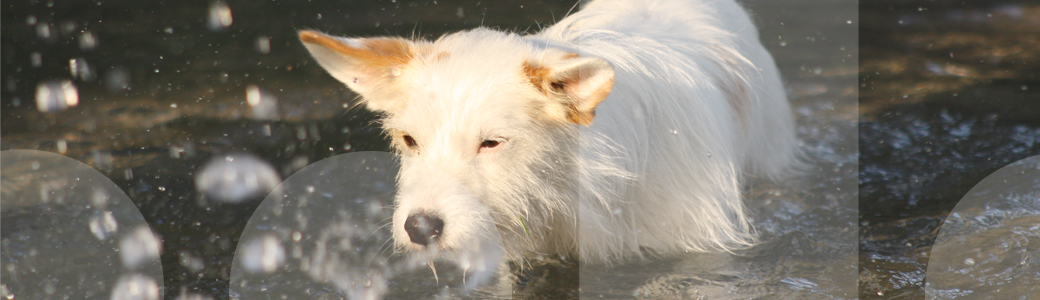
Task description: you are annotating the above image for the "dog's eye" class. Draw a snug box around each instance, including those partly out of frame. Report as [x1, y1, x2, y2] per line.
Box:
[478, 139, 504, 153]
[402, 135, 417, 148]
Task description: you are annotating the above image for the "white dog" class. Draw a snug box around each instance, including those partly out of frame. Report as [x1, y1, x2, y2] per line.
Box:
[300, 0, 797, 265]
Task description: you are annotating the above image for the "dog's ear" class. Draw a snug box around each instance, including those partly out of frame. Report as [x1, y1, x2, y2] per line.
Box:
[527, 56, 615, 126]
[299, 30, 415, 113]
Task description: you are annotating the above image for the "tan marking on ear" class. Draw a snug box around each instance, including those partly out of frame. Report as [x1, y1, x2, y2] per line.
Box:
[568, 75, 613, 126]
[298, 30, 413, 73]
[523, 61, 551, 93]
[522, 59, 613, 126]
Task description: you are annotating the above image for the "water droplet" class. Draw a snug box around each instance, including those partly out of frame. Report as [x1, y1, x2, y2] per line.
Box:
[88, 210, 119, 240]
[343, 143, 352, 151]
[56, 139, 67, 154]
[35, 80, 79, 113]
[30, 52, 42, 67]
[110, 274, 160, 300]
[964, 258, 975, 266]
[669, 129, 678, 135]
[79, 31, 98, 50]
[305, 185, 315, 193]
[119, 227, 162, 269]
[456, 6, 465, 18]
[207, 1, 233, 30]
[68, 57, 95, 81]
[35, 23, 52, 40]
[26, 15, 37, 25]
[158, 186, 166, 192]
[245, 84, 280, 120]
[779, 41, 787, 47]
[164, 27, 173, 34]
[256, 35, 271, 54]
[104, 67, 131, 91]
[196, 153, 281, 203]
[239, 234, 284, 274]
[178, 251, 205, 273]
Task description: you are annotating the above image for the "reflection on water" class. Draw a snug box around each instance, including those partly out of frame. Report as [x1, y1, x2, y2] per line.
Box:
[860, 1, 1040, 299]
[925, 157, 1040, 299]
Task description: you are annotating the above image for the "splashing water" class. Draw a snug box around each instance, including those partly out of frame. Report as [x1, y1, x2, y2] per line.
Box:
[238, 234, 285, 274]
[119, 227, 163, 269]
[195, 153, 281, 203]
[110, 274, 161, 300]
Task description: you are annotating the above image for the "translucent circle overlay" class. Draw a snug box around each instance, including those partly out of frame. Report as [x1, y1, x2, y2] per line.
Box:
[0, 150, 164, 299]
[926, 155, 1040, 299]
[230, 152, 508, 300]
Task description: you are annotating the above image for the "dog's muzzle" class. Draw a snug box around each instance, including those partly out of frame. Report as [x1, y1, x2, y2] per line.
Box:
[404, 212, 444, 246]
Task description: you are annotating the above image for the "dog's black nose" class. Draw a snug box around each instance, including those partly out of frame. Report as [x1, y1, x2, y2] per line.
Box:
[404, 213, 444, 246]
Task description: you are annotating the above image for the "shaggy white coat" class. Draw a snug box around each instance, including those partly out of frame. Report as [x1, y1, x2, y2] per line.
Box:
[300, 0, 798, 265]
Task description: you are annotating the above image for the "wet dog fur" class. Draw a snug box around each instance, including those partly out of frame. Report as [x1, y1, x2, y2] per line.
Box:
[299, 0, 798, 265]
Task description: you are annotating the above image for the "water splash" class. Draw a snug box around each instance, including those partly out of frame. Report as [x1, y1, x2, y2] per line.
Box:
[110, 274, 161, 300]
[238, 234, 285, 274]
[195, 153, 281, 203]
[119, 227, 163, 269]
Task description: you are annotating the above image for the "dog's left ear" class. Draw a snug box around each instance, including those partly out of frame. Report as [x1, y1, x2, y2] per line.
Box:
[528, 56, 615, 126]
[299, 30, 417, 113]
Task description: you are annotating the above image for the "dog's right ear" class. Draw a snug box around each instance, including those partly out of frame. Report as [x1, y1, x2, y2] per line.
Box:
[526, 55, 615, 126]
[299, 30, 416, 113]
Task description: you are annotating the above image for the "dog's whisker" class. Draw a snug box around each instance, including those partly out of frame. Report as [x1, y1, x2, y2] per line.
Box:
[429, 260, 439, 284]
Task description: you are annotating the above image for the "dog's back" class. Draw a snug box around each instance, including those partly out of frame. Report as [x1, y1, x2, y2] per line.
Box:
[536, 0, 798, 261]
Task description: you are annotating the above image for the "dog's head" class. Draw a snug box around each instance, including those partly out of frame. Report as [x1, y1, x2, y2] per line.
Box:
[299, 29, 614, 260]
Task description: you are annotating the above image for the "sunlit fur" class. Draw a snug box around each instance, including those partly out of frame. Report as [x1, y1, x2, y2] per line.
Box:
[301, 0, 798, 264]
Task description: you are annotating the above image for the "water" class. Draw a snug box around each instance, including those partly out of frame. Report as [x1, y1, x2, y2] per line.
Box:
[2, 0, 1038, 299]
[859, 1, 1040, 299]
